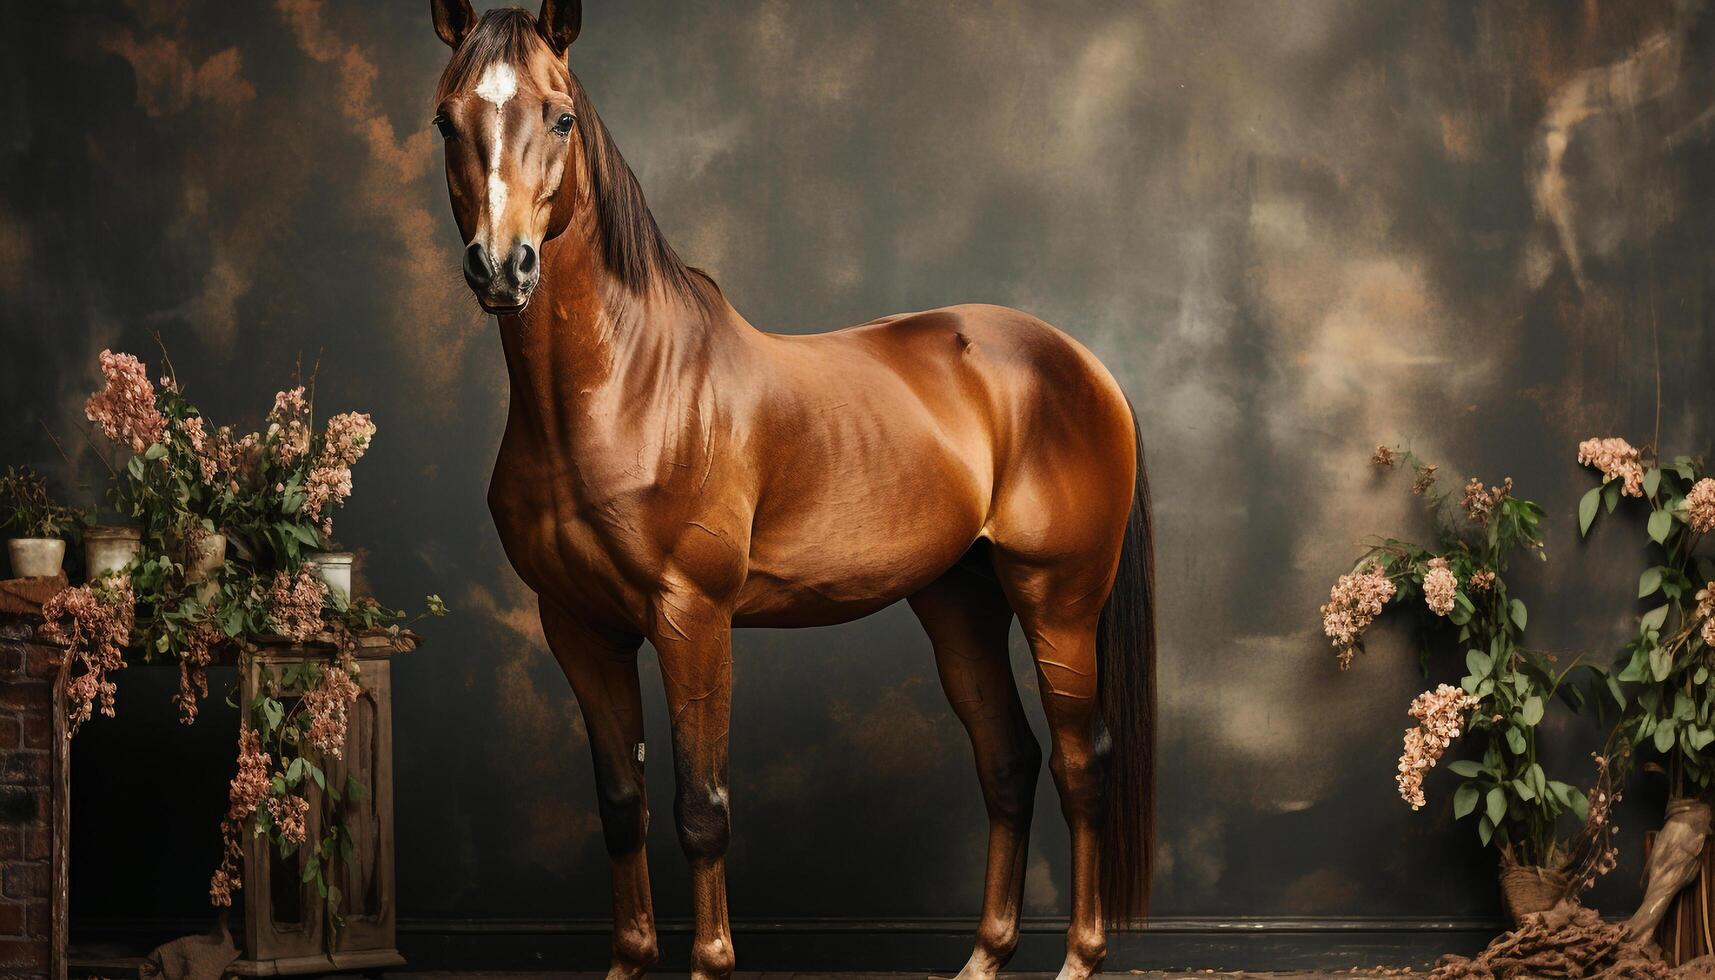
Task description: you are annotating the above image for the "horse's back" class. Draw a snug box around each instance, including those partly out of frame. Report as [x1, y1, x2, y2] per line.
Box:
[734, 304, 1135, 626]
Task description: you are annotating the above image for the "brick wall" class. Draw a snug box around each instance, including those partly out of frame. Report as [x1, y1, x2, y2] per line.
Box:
[0, 617, 64, 979]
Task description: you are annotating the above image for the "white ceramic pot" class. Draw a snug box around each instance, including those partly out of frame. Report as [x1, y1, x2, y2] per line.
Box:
[306, 551, 354, 602]
[84, 525, 141, 580]
[6, 538, 66, 579]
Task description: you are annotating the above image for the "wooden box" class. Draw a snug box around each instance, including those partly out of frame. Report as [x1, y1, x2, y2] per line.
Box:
[230, 633, 410, 976]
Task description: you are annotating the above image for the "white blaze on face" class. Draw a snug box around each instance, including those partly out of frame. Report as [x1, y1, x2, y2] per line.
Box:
[473, 62, 518, 248]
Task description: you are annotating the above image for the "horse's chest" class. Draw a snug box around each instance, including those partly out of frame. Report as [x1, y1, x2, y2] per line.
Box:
[487, 461, 649, 622]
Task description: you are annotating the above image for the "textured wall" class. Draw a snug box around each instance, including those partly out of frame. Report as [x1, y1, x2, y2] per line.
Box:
[4, 0, 1715, 958]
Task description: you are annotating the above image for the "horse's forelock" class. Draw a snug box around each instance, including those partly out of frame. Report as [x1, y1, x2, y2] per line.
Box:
[435, 8, 562, 105]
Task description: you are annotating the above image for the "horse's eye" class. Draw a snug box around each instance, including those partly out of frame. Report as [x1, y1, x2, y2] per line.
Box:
[553, 112, 575, 136]
[434, 114, 455, 140]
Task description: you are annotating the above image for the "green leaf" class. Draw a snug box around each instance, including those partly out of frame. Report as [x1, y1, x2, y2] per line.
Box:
[1466, 649, 1493, 678]
[1640, 567, 1664, 598]
[1649, 509, 1675, 544]
[127, 455, 145, 480]
[1651, 644, 1673, 682]
[1506, 726, 1527, 755]
[1579, 486, 1601, 536]
[1656, 719, 1678, 753]
[1513, 778, 1537, 802]
[1454, 782, 1479, 819]
[1521, 696, 1544, 726]
[1478, 814, 1494, 846]
[1486, 786, 1507, 825]
[1642, 604, 1671, 634]
[1645, 468, 1662, 498]
[1566, 787, 1589, 823]
[263, 698, 284, 732]
[302, 859, 318, 883]
[1448, 760, 1484, 778]
[143, 442, 168, 461]
[1510, 599, 1528, 632]
[306, 761, 326, 791]
[1604, 481, 1621, 513]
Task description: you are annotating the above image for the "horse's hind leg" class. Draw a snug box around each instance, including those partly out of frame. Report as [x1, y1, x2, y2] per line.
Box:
[540, 601, 658, 979]
[909, 564, 1041, 980]
[993, 555, 1112, 980]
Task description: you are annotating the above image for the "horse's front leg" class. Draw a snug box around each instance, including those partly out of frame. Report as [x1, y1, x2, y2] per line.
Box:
[540, 600, 658, 979]
[648, 584, 736, 979]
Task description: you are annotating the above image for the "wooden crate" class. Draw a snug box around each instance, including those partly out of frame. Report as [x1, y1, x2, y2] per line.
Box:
[230, 633, 410, 976]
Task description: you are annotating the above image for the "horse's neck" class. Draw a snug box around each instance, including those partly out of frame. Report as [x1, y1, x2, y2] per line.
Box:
[498, 245, 736, 453]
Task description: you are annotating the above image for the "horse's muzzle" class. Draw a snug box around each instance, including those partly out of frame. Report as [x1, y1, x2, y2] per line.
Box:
[464, 240, 539, 314]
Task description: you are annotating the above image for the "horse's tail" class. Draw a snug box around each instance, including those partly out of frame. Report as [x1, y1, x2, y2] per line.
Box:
[1097, 403, 1156, 928]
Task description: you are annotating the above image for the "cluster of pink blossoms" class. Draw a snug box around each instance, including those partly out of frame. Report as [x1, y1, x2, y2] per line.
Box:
[1423, 557, 1458, 617]
[84, 350, 166, 453]
[173, 623, 224, 725]
[1322, 562, 1397, 669]
[41, 577, 136, 734]
[303, 411, 375, 535]
[1467, 569, 1496, 593]
[266, 387, 311, 466]
[1397, 684, 1479, 810]
[207, 425, 261, 494]
[303, 660, 363, 757]
[1688, 478, 1715, 535]
[267, 793, 310, 846]
[266, 568, 327, 641]
[212, 727, 273, 906]
[1577, 437, 1645, 497]
[1461, 476, 1513, 526]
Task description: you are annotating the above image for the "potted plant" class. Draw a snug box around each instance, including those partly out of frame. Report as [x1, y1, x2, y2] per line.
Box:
[50, 346, 444, 935]
[1326, 446, 1619, 922]
[1575, 436, 1715, 940]
[0, 465, 85, 579]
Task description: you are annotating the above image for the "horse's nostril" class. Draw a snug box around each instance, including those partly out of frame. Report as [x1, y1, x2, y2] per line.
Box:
[514, 243, 538, 279]
[463, 242, 495, 290]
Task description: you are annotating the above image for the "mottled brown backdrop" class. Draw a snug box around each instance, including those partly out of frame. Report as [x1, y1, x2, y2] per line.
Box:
[3, 0, 1714, 970]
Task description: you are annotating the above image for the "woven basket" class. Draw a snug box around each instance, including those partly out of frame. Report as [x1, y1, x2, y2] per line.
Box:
[1500, 863, 1572, 926]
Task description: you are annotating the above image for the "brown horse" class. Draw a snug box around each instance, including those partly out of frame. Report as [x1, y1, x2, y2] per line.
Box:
[428, 4, 1156, 978]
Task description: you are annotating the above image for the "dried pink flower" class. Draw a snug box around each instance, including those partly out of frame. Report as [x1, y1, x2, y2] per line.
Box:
[1411, 463, 1438, 496]
[1372, 445, 1397, 468]
[1688, 478, 1715, 534]
[303, 465, 353, 536]
[320, 412, 376, 468]
[268, 793, 310, 846]
[212, 726, 272, 907]
[1578, 437, 1645, 497]
[303, 660, 362, 757]
[1461, 476, 1513, 526]
[1467, 570, 1496, 593]
[266, 386, 311, 466]
[1322, 562, 1397, 669]
[1397, 684, 1479, 810]
[1423, 557, 1458, 617]
[41, 577, 135, 734]
[173, 623, 223, 724]
[266, 568, 326, 642]
[85, 350, 166, 454]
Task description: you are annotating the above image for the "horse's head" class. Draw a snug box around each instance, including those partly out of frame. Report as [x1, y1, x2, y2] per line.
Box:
[431, 0, 582, 314]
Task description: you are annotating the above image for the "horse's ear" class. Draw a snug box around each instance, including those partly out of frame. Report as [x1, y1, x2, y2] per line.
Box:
[431, 0, 476, 49]
[537, 0, 581, 56]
